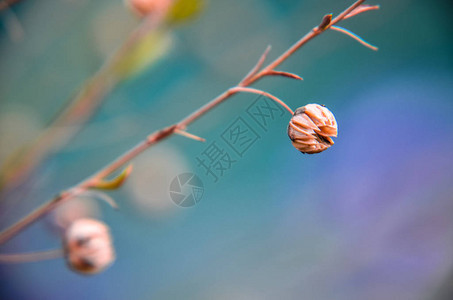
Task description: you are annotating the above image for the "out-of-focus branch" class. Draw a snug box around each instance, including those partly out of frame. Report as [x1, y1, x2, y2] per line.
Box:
[0, 249, 63, 263]
[0, 0, 22, 11]
[0, 9, 168, 192]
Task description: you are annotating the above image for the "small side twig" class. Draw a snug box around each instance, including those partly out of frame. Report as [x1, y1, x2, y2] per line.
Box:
[330, 25, 378, 50]
[344, 4, 380, 19]
[266, 70, 303, 81]
[240, 45, 272, 86]
[174, 129, 206, 142]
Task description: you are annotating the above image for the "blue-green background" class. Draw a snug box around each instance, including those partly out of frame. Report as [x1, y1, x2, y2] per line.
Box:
[1, 0, 452, 299]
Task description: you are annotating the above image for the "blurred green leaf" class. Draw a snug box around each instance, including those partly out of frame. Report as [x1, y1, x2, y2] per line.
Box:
[91, 164, 133, 190]
[166, 0, 205, 25]
[112, 29, 172, 80]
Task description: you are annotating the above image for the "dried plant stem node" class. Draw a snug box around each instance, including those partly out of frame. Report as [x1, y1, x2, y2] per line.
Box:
[64, 218, 115, 275]
[287, 104, 338, 154]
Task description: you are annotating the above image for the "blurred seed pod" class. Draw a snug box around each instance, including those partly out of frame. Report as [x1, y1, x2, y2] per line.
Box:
[50, 197, 101, 234]
[287, 104, 338, 154]
[64, 219, 115, 275]
[125, 146, 188, 217]
[124, 0, 173, 17]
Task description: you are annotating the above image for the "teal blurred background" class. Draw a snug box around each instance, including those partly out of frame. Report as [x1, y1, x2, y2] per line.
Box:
[1, 0, 452, 299]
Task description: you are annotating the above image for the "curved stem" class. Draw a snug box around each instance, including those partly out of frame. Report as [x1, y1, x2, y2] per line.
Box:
[330, 25, 378, 51]
[0, 249, 63, 263]
[231, 87, 294, 115]
[0, 0, 370, 246]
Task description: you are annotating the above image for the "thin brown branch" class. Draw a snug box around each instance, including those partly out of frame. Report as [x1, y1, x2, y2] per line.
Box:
[245, 0, 366, 85]
[0, 0, 374, 246]
[0, 189, 83, 245]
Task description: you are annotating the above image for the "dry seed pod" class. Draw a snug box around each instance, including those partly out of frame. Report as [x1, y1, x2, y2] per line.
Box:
[287, 104, 338, 154]
[51, 198, 100, 233]
[64, 218, 115, 275]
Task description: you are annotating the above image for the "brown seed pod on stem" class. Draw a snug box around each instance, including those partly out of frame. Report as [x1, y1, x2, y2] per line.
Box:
[288, 104, 338, 154]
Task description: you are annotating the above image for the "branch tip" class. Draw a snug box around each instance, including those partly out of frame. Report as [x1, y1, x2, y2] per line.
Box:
[267, 70, 303, 81]
[344, 4, 380, 19]
[330, 25, 378, 51]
